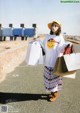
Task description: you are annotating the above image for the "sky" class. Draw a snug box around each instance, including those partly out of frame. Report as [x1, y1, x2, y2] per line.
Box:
[0, 0, 80, 35]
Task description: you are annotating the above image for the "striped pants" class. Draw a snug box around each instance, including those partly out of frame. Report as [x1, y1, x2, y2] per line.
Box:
[43, 66, 63, 93]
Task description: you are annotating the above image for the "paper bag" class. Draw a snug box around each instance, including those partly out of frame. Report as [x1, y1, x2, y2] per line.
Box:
[38, 47, 45, 64]
[53, 56, 76, 76]
[26, 41, 41, 65]
[26, 41, 45, 65]
[64, 53, 80, 71]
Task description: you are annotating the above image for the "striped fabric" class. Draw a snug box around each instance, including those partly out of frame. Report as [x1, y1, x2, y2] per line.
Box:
[43, 66, 63, 92]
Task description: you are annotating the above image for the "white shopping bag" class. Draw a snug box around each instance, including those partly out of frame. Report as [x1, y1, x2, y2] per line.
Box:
[64, 53, 80, 71]
[38, 40, 45, 64]
[26, 41, 41, 65]
[26, 41, 45, 65]
[38, 47, 44, 64]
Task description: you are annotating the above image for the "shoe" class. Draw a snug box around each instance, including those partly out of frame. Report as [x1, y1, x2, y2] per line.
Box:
[54, 91, 58, 97]
[49, 91, 58, 102]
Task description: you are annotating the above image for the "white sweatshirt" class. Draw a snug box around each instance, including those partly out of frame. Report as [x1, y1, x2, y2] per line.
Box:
[43, 34, 67, 67]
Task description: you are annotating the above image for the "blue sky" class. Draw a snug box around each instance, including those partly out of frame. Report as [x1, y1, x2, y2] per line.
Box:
[0, 0, 80, 35]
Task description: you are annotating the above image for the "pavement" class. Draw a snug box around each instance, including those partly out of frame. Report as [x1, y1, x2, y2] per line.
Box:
[0, 44, 80, 113]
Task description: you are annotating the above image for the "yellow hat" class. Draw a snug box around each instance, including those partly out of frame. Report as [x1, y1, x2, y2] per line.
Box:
[48, 20, 61, 29]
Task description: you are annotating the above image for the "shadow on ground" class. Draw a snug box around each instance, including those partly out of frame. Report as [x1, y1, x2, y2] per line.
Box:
[0, 92, 48, 104]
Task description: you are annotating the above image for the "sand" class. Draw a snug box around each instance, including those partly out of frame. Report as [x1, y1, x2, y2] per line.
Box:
[0, 36, 44, 82]
[0, 40, 28, 82]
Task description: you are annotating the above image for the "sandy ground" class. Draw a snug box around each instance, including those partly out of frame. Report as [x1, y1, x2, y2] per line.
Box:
[0, 37, 44, 82]
[0, 40, 28, 82]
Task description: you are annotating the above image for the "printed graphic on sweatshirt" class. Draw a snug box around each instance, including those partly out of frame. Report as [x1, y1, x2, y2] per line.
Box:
[47, 39, 57, 49]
